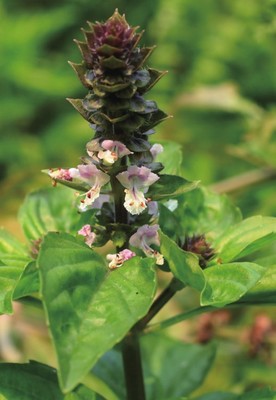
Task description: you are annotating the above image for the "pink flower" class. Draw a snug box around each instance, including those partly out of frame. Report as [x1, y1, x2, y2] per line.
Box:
[78, 224, 96, 247]
[69, 164, 110, 211]
[106, 249, 136, 269]
[129, 224, 164, 265]
[87, 139, 132, 165]
[116, 166, 159, 215]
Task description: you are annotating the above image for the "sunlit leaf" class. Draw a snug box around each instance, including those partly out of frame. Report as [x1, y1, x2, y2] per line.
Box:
[39, 232, 157, 392]
[201, 262, 266, 307]
[214, 216, 276, 263]
[19, 187, 85, 242]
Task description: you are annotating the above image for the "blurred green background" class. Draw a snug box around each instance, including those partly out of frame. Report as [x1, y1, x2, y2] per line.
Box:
[0, 0, 276, 396]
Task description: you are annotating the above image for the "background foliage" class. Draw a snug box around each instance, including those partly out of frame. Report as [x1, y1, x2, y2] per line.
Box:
[0, 0, 276, 397]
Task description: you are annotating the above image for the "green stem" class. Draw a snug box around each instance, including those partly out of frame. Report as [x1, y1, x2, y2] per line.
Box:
[136, 278, 184, 331]
[122, 332, 146, 400]
[110, 159, 146, 399]
[145, 303, 245, 333]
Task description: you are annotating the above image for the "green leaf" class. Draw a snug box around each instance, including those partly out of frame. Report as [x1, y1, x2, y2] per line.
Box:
[241, 256, 276, 304]
[196, 393, 237, 400]
[0, 229, 31, 314]
[154, 140, 183, 176]
[141, 334, 216, 400]
[160, 231, 205, 291]
[0, 263, 23, 314]
[0, 228, 29, 261]
[39, 232, 156, 392]
[93, 334, 216, 400]
[236, 387, 276, 400]
[147, 175, 199, 201]
[19, 187, 82, 242]
[173, 187, 242, 242]
[13, 261, 39, 300]
[214, 216, 276, 263]
[201, 262, 266, 307]
[0, 361, 96, 400]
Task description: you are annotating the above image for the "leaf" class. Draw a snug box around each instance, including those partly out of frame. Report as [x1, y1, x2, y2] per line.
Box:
[0, 263, 23, 314]
[38, 232, 157, 392]
[201, 262, 266, 307]
[141, 334, 216, 400]
[0, 228, 29, 260]
[0, 229, 31, 314]
[0, 361, 96, 400]
[196, 393, 237, 400]
[147, 175, 199, 201]
[154, 140, 183, 176]
[13, 261, 39, 300]
[173, 187, 242, 242]
[160, 231, 205, 291]
[93, 334, 216, 400]
[19, 187, 82, 242]
[236, 387, 276, 400]
[214, 216, 276, 263]
[241, 257, 276, 304]
[93, 334, 215, 400]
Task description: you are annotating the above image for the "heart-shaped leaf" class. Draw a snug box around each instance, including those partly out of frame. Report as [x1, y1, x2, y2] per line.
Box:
[38, 232, 157, 392]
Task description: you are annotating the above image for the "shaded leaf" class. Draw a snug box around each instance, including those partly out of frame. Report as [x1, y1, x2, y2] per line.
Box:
[160, 231, 205, 291]
[93, 334, 216, 400]
[201, 262, 266, 307]
[39, 233, 157, 392]
[147, 175, 199, 201]
[196, 392, 237, 400]
[0, 361, 96, 400]
[0, 263, 23, 314]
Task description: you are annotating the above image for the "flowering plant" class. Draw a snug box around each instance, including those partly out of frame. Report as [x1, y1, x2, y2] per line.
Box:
[0, 10, 276, 400]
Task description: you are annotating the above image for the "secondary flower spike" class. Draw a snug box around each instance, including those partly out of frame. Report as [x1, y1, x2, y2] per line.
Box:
[129, 224, 164, 265]
[116, 166, 159, 215]
[69, 164, 110, 211]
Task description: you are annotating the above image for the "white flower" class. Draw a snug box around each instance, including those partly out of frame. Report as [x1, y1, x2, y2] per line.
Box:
[116, 166, 159, 215]
[150, 143, 164, 160]
[69, 164, 110, 211]
[129, 224, 164, 265]
[48, 168, 72, 182]
[106, 249, 136, 269]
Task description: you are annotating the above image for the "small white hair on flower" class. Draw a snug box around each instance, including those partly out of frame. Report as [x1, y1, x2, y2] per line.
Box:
[69, 164, 110, 212]
[86, 139, 132, 165]
[116, 166, 159, 215]
[78, 224, 96, 248]
[129, 224, 164, 265]
[106, 249, 136, 269]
